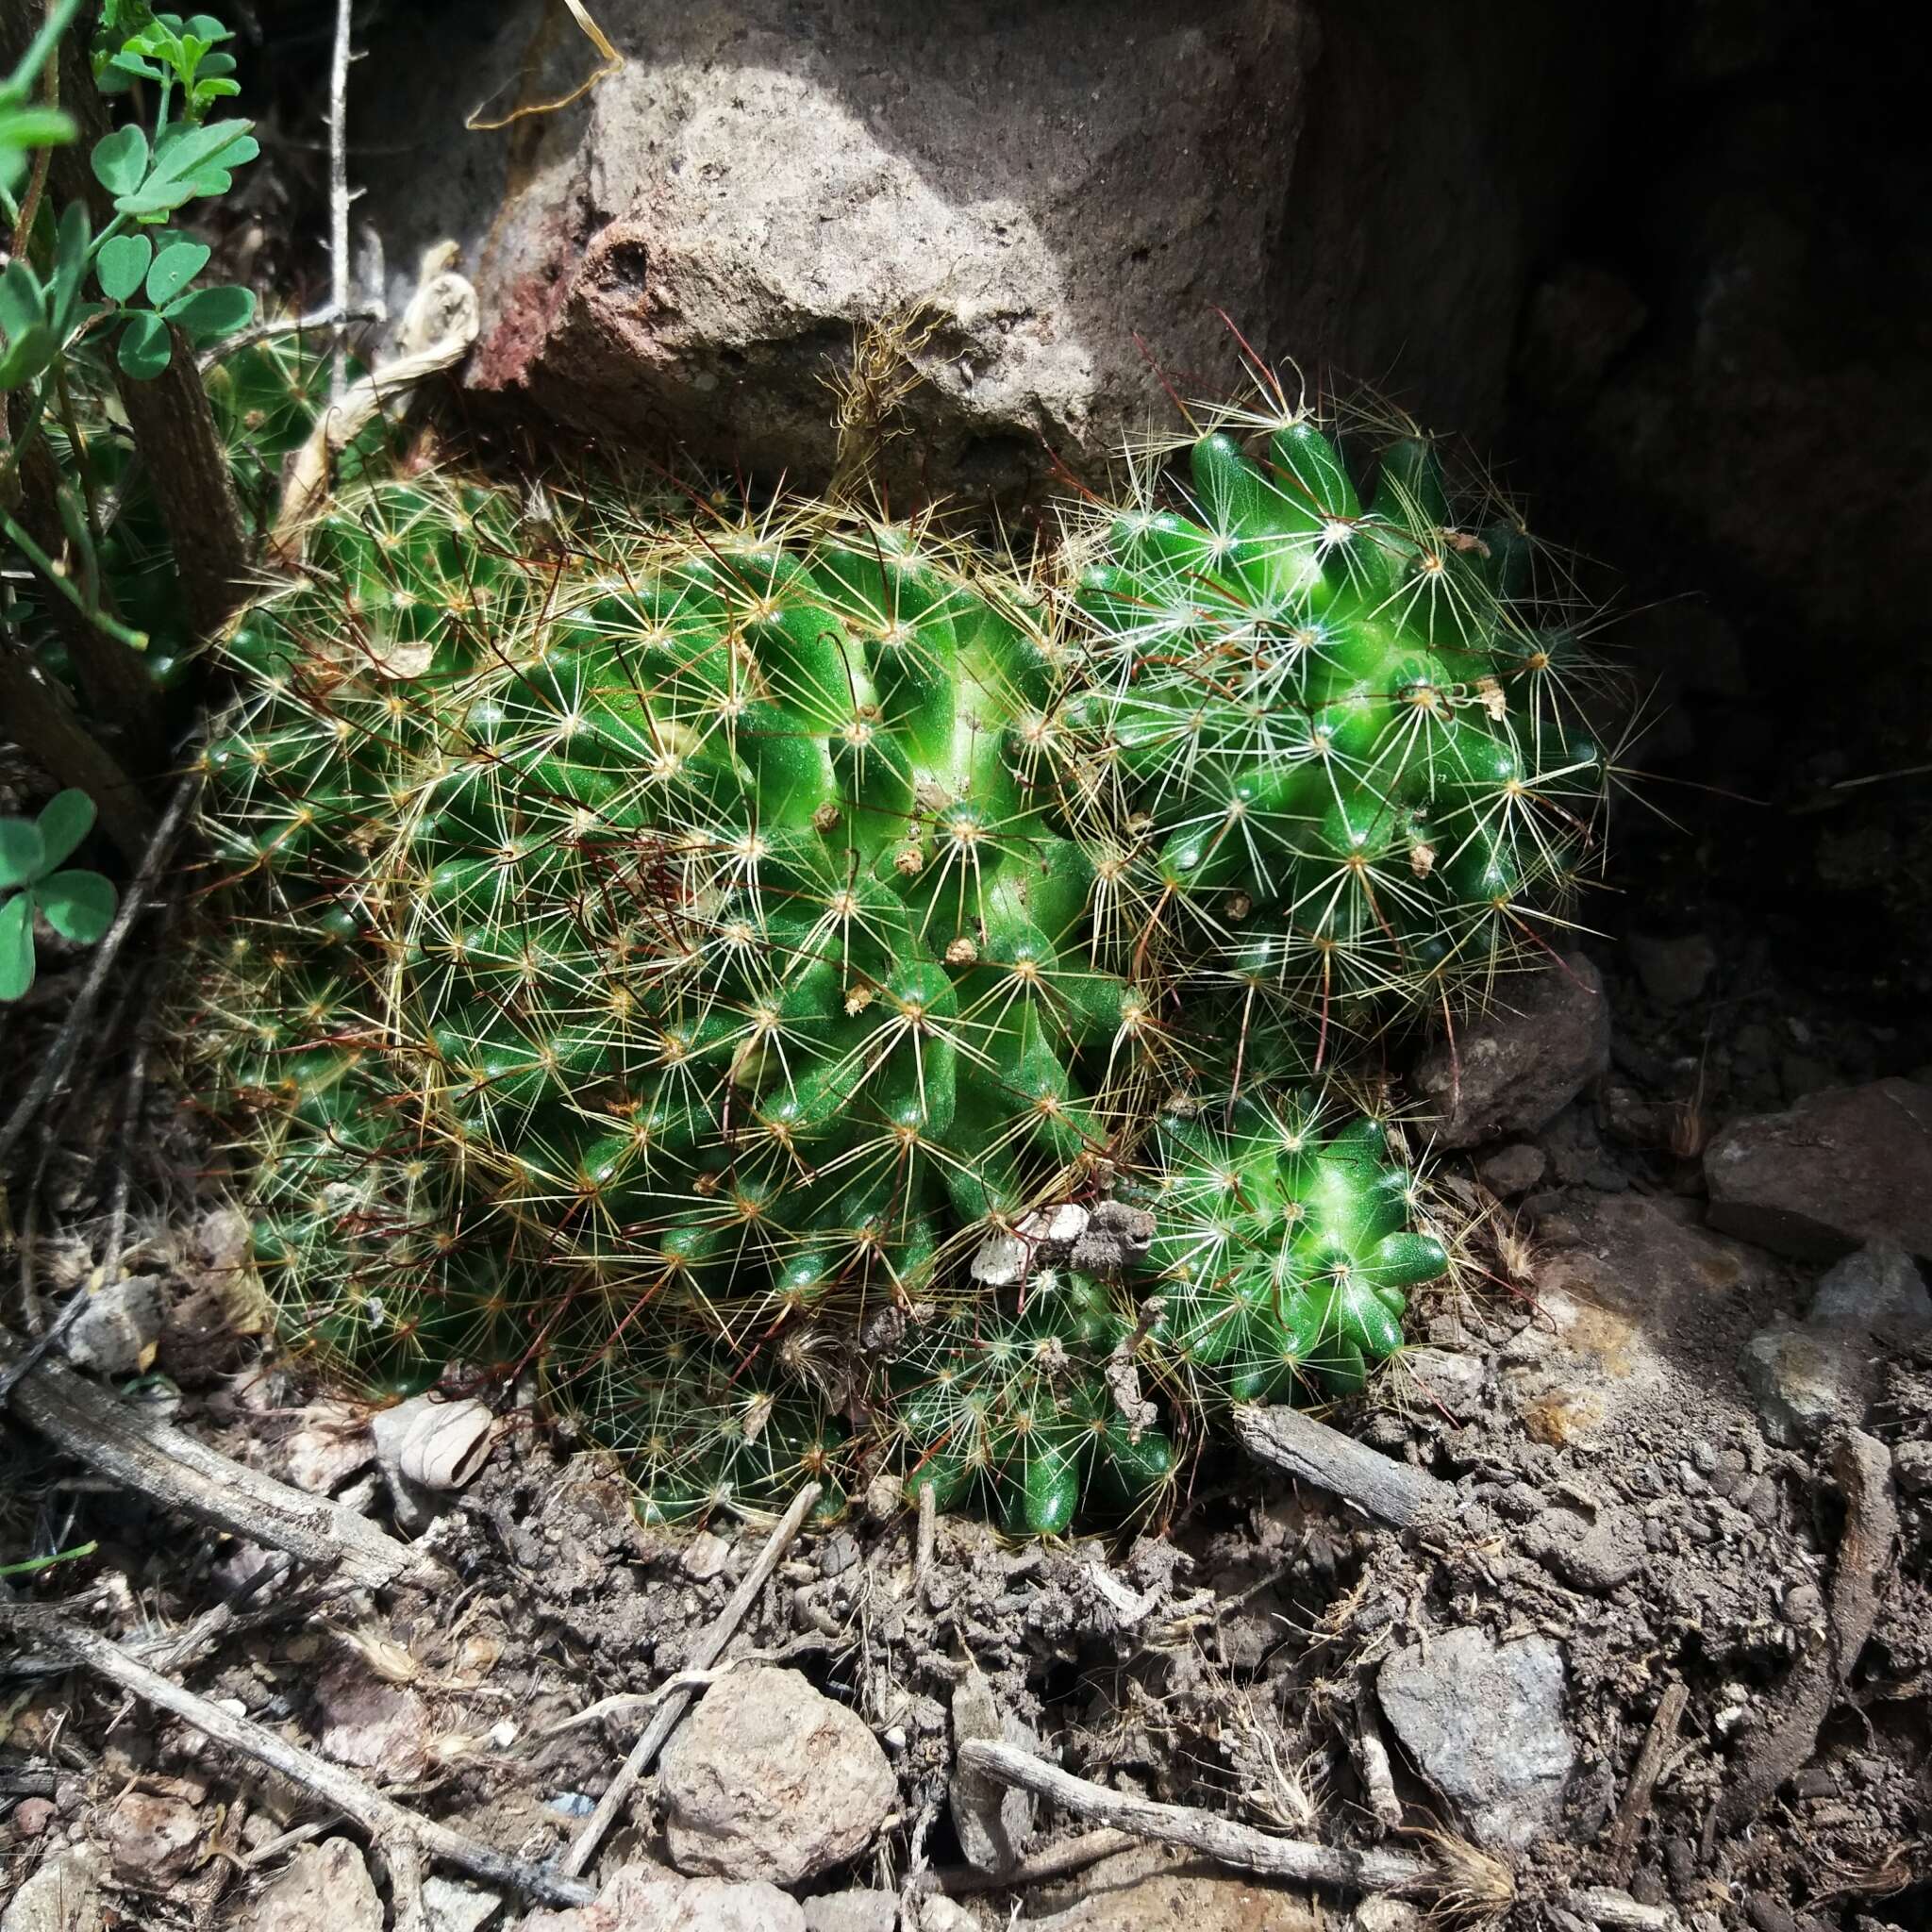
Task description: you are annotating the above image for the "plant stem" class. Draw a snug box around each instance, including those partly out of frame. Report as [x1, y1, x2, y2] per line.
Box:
[1, 507, 147, 650]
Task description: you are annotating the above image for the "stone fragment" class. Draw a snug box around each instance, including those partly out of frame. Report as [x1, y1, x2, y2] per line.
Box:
[101, 1790, 203, 1887]
[1377, 1628, 1575, 1849]
[1807, 1241, 1932, 1333]
[237, 1838, 382, 1932]
[59, 1277, 163, 1376]
[1479, 1142, 1547, 1196]
[1737, 1325, 1867, 1447]
[1626, 932, 1718, 1007]
[1892, 1441, 1932, 1494]
[681, 1529, 733, 1581]
[1500, 1192, 1769, 1448]
[1706, 1079, 1932, 1258]
[425, 1876, 503, 1932]
[1524, 1504, 1645, 1592]
[522, 1864, 807, 1932]
[314, 1662, 433, 1775]
[803, 1892, 898, 1932]
[948, 1666, 1035, 1872]
[660, 1668, 894, 1885]
[1401, 1347, 1486, 1413]
[1, 1844, 108, 1932]
[1024, 1844, 1325, 1930]
[1412, 955, 1609, 1147]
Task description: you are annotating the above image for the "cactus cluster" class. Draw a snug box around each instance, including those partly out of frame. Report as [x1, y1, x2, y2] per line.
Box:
[198, 385, 1604, 1535]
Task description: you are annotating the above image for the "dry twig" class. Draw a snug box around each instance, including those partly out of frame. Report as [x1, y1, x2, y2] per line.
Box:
[0, 1328, 441, 1591]
[0, 1606, 593, 1907]
[1606, 1680, 1688, 1886]
[1709, 1428, 1897, 1844]
[558, 1481, 823, 1878]
[1233, 1403, 1454, 1530]
[956, 1741, 1683, 1930]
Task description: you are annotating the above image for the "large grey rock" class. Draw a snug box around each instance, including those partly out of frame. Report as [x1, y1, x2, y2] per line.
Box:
[1706, 1079, 1932, 1258]
[1411, 954, 1610, 1147]
[521, 1864, 806, 1932]
[358, 1, 1627, 496]
[1377, 1627, 1574, 1849]
[660, 1667, 894, 1885]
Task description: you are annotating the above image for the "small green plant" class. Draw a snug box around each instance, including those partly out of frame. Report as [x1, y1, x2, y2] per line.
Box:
[1, 0, 263, 866]
[0, 787, 117, 998]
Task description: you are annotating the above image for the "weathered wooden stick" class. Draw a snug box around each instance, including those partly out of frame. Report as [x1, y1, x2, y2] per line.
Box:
[0, 1330, 442, 1592]
[1, 1607, 593, 1908]
[1233, 1403, 1455, 1529]
[955, 1739, 1444, 1895]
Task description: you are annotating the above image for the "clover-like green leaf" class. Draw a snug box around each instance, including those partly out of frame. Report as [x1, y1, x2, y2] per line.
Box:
[0, 319, 52, 388]
[0, 817, 43, 890]
[163, 281, 253, 342]
[96, 231, 153, 303]
[91, 122, 149, 195]
[145, 239, 209, 307]
[116, 307, 172, 379]
[36, 790, 95, 873]
[38, 869, 116, 945]
[0, 892, 33, 1001]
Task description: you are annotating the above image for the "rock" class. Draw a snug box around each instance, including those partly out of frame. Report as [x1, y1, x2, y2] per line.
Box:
[1, 1844, 108, 1932]
[1626, 932, 1717, 1007]
[1893, 1442, 1932, 1495]
[660, 1667, 894, 1885]
[281, 1400, 376, 1494]
[10, 1797, 55, 1839]
[948, 1666, 1035, 1872]
[1524, 1505, 1645, 1592]
[522, 1864, 807, 1932]
[425, 1876, 504, 1932]
[1807, 1241, 1932, 1334]
[359, 3, 1627, 498]
[1401, 1347, 1486, 1413]
[1412, 955, 1609, 1147]
[58, 1276, 163, 1376]
[914, 1902, 979, 1932]
[1737, 1324, 1867, 1447]
[681, 1530, 733, 1581]
[1024, 1843, 1325, 1931]
[314, 1662, 433, 1775]
[1377, 1627, 1575, 1849]
[1705, 1080, 1932, 1259]
[237, 1839, 382, 1932]
[802, 1893, 898, 1932]
[1479, 1142, 1547, 1196]
[100, 1790, 203, 1886]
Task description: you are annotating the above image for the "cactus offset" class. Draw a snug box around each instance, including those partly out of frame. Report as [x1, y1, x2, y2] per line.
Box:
[1057, 381, 1612, 1054]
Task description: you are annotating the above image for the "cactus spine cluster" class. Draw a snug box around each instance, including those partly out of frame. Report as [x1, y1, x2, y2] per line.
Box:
[199, 380, 1604, 1535]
